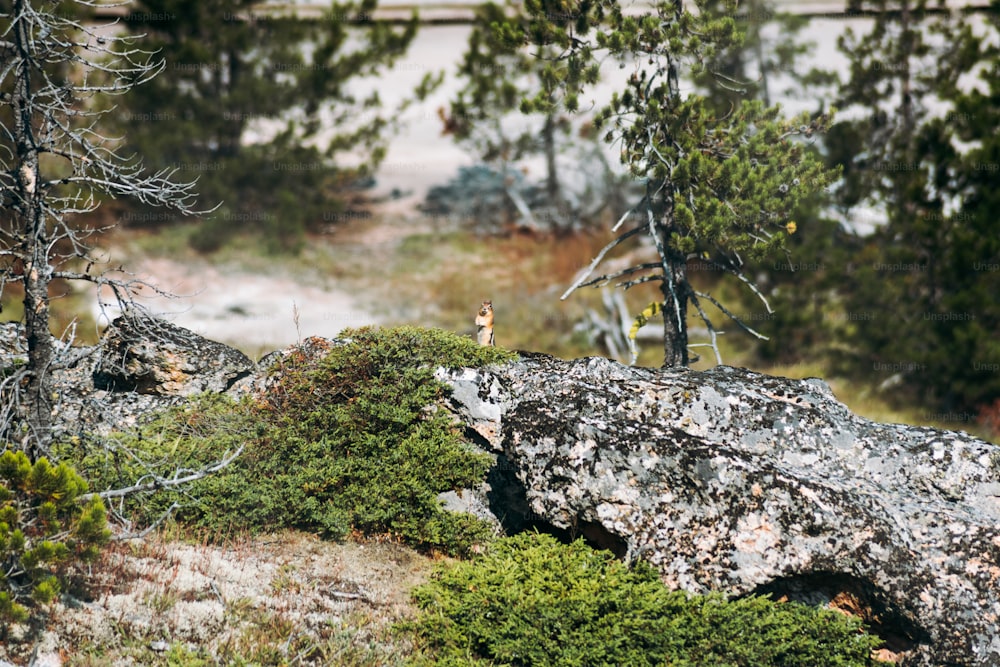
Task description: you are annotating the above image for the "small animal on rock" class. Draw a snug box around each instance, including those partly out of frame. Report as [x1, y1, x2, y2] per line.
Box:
[475, 300, 495, 347]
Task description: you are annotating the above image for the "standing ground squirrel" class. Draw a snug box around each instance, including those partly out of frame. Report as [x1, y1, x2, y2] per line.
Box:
[475, 300, 495, 347]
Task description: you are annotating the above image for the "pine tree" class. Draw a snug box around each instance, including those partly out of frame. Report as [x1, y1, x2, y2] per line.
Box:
[694, 0, 838, 112]
[442, 0, 604, 231]
[535, 0, 838, 366]
[943, 6, 1000, 412]
[114, 0, 424, 251]
[687, 0, 847, 367]
[0, 450, 110, 625]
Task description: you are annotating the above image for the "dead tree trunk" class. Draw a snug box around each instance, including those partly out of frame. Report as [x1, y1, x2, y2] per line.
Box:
[1, 0, 201, 456]
[21, 239, 55, 455]
[11, 0, 54, 455]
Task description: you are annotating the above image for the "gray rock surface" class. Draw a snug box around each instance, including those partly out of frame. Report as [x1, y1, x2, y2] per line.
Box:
[93, 313, 255, 396]
[1, 315, 256, 440]
[439, 353, 1000, 667]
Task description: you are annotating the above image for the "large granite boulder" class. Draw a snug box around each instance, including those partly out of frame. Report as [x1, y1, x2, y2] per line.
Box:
[438, 354, 1000, 667]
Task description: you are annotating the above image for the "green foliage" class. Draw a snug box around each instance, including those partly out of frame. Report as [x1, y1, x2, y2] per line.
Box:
[693, 0, 838, 112]
[700, 0, 998, 417]
[113, 0, 426, 252]
[527, 0, 839, 366]
[71, 327, 515, 555]
[444, 0, 616, 232]
[401, 532, 889, 666]
[819, 0, 1000, 414]
[0, 451, 110, 628]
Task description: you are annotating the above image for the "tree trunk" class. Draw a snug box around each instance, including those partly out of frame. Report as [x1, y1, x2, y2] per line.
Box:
[658, 37, 688, 367]
[22, 244, 55, 457]
[13, 0, 55, 457]
[542, 111, 560, 203]
[652, 179, 689, 367]
[660, 251, 690, 368]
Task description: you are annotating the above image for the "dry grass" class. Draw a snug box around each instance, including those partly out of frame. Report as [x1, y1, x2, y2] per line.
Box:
[342, 216, 666, 359]
[0, 530, 439, 666]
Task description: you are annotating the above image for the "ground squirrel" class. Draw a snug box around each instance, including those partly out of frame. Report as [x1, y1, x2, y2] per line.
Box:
[475, 300, 495, 347]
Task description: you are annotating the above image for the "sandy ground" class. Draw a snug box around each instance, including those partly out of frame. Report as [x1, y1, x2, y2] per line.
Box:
[1, 532, 435, 666]
[95, 256, 381, 357]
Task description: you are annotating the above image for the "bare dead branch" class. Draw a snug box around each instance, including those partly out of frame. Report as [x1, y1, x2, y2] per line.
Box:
[694, 289, 770, 341]
[577, 261, 662, 289]
[0, 0, 210, 454]
[561, 224, 646, 300]
[688, 291, 724, 366]
[85, 445, 245, 502]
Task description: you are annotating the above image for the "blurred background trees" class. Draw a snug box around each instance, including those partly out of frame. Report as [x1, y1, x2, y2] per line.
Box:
[825, 0, 1000, 414]
[748, 0, 1000, 419]
[112, 0, 427, 252]
[433, 0, 627, 233]
[630, 0, 1000, 425]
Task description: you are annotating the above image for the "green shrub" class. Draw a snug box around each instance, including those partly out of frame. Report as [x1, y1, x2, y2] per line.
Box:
[69, 327, 515, 555]
[0, 450, 110, 628]
[400, 532, 889, 667]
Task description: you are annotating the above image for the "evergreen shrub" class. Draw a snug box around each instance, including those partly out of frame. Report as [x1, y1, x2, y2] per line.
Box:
[401, 532, 890, 666]
[71, 327, 515, 555]
[0, 451, 110, 628]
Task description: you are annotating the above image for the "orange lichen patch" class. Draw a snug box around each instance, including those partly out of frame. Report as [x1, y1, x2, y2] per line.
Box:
[872, 647, 904, 664]
[158, 349, 191, 393]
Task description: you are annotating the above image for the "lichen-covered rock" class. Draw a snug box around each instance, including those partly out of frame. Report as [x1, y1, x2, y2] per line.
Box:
[0, 321, 159, 441]
[93, 313, 255, 396]
[439, 354, 1000, 667]
[0, 321, 27, 363]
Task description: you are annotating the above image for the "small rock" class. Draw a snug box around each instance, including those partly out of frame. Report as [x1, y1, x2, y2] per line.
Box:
[93, 311, 255, 396]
